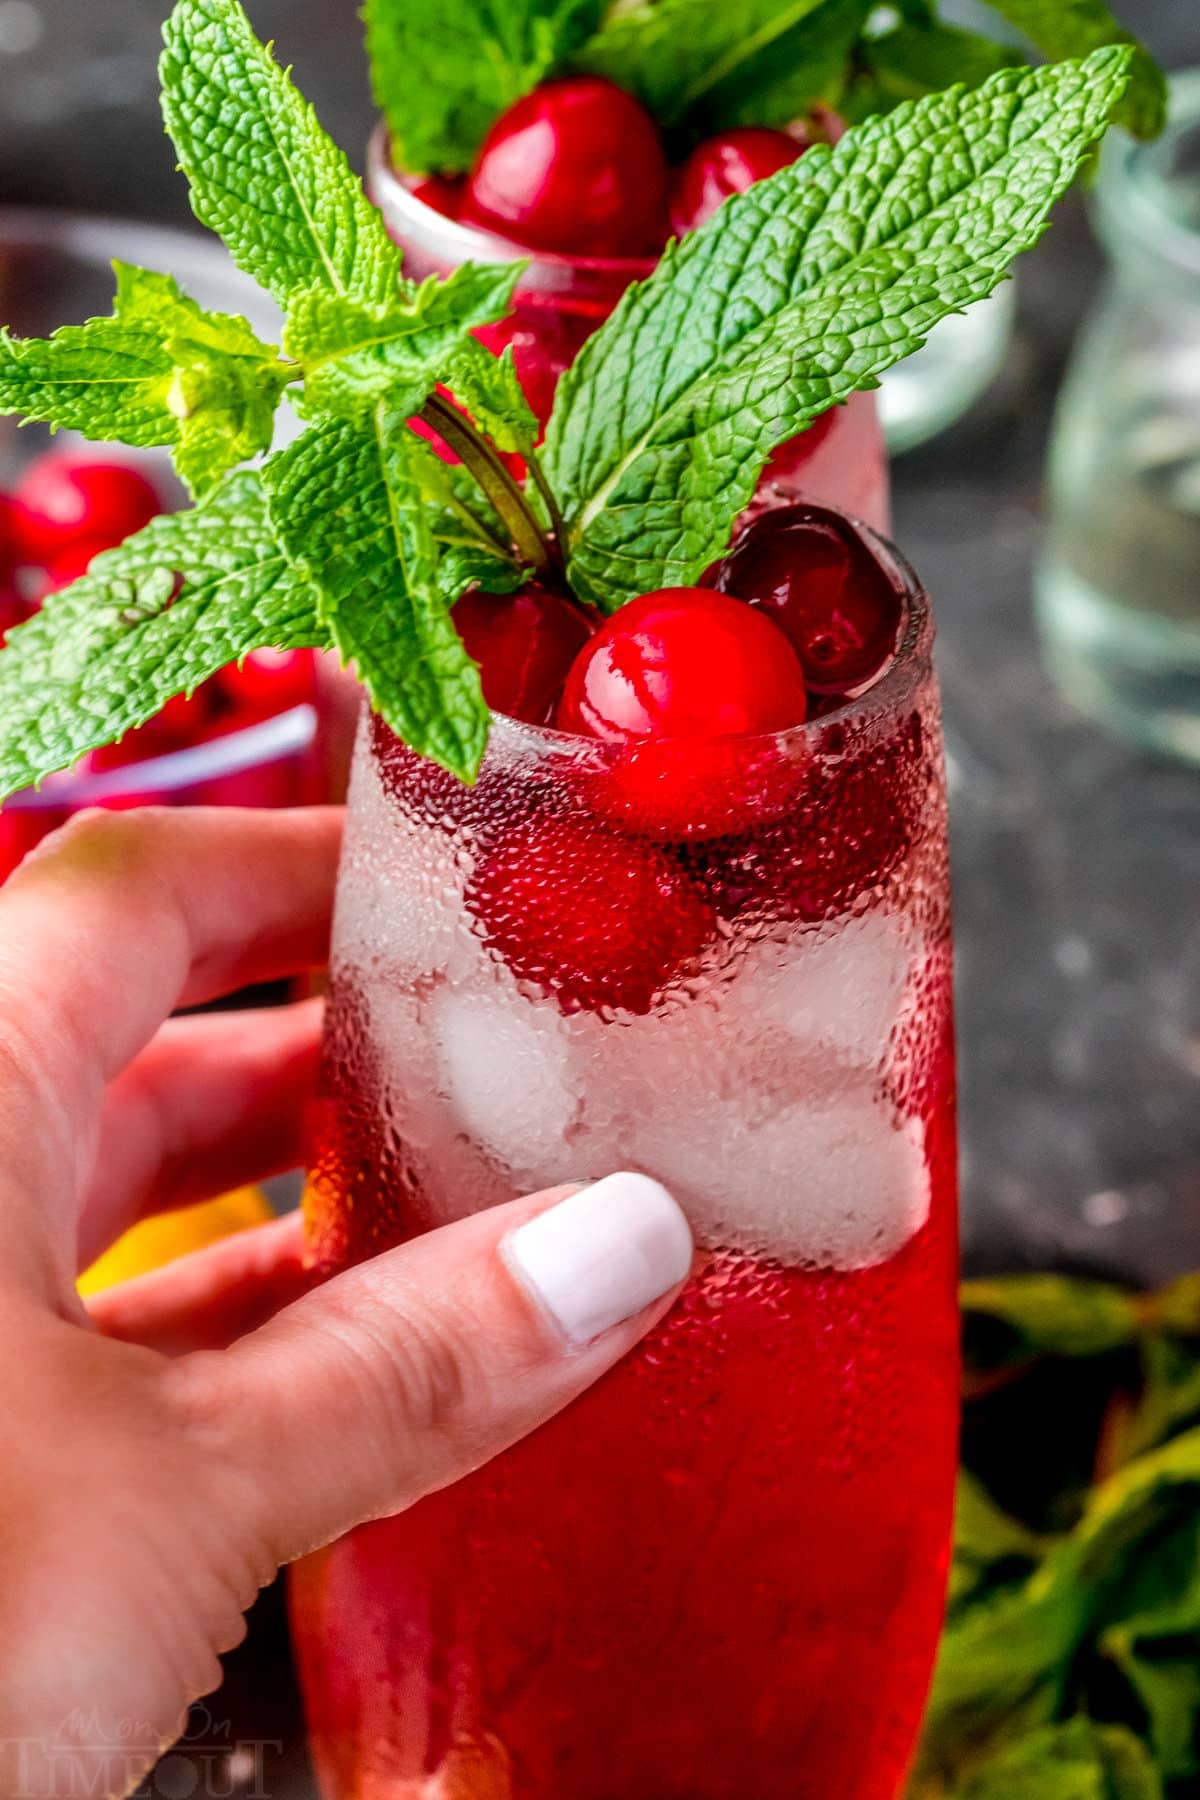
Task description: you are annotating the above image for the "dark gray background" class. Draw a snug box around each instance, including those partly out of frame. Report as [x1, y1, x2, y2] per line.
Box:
[1, 4, 1198, 1793]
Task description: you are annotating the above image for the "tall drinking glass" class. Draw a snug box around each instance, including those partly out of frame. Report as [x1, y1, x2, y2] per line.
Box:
[367, 126, 891, 535]
[291, 518, 958, 1799]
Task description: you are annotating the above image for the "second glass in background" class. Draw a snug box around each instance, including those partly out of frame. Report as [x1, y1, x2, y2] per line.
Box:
[1038, 71, 1200, 764]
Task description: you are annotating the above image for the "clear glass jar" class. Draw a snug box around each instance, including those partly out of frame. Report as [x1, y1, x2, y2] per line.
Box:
[1036, 72, 1200, 763]
[291, 518, 957, 1799]
[367, 125, 891, 534]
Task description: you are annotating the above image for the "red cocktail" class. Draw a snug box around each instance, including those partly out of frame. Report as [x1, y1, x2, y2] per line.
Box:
[292, 510, 957, 1798]
[366, 126, 890, 535]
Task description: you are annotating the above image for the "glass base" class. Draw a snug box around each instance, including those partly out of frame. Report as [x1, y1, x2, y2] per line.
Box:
[1036, 557, 1200, 764]
[880, 285, 1016, 454]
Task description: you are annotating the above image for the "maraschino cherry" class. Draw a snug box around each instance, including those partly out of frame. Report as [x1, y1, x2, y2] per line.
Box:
[670, 126, 808, 235]
[14, 453, 160, 567]
[469, 813, 712, 1014]
[558, 587, 807, 742]
[461, 77, 669, 257]
[717, 502, 903, 695]
[454, 581, 593, 724]
[556, 587, 809, 838]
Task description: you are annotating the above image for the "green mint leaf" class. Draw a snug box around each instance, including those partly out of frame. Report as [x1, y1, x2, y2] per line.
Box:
[841, 20, 1023, 125]
[962, 1273, 1141, 1367]
[114, 262, 289, 495]
[264, 411, 488, 780]
[0, 472, 324, 800]
[366, 0, 603, 175]
[573, 0, 870, 131]
[285, 263, 521, 421]
[544, 49, 1132, 613]
[978, 0, 1167, 139]
[443, 338, 539, 454]
[161, 0, 401, 309]
[0, 316, 180, 447]
[949, 1473, 1046, 1621]
[0, 263, 289, 496]
[948, 1720, 1163, 1800]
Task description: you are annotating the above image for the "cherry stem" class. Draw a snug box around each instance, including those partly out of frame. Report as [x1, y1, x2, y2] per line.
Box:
[420, 393, 559, 580]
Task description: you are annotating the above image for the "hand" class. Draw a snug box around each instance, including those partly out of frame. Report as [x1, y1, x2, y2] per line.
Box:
[0, 805, 692, 1799]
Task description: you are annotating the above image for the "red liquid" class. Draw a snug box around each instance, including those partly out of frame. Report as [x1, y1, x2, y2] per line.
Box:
[296, 1085, 957, 1799]
[292, 551, 958, 1796]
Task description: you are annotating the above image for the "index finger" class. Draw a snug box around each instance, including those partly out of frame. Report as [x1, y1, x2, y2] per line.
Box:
[0, 805, 342, 1286]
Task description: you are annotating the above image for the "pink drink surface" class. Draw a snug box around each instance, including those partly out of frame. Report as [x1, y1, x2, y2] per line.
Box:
[293, 566, 958, 1799]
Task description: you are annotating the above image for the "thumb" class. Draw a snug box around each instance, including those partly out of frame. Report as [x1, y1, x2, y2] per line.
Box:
[176, 1173, 693, 1568]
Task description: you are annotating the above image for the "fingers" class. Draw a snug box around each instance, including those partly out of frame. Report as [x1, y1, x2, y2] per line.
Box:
[88, 1212, 313, 1355]
[171, 1174, 695, 1568]
[0, 806, 340, 1279]
[79, 1000, 322, 1270]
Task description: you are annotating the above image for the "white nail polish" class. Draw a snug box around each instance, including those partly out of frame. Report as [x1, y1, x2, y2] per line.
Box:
[504, 1173, 694, 1346]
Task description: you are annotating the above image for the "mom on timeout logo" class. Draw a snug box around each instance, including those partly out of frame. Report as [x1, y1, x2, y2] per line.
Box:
[2, 1704, 282, 1798]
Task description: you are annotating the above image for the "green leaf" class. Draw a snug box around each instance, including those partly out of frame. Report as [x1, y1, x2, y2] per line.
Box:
[842, 21, 1024, 125]
[263, 411, 488, 780]
[954, 1719, 1163, 1800]
[0, 317, 178, 446]
[574, 0, 871, 131]
[949, 1472, 1047, 1619]
[366, 0, 604, 175]
[161, 0, 401, 309]
[977, 0, 1167, 139]
[963, 1273, 1141, 1367]
[285, 264, 522, 421]
[544, 49, 1133, 613]
[0, 265, 288, 496]
[444, 338, 538, 455]
[0, 472, 324, 800]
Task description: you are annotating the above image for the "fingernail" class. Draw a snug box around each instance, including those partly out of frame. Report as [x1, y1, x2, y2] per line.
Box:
[504, 1173, 694, 1346]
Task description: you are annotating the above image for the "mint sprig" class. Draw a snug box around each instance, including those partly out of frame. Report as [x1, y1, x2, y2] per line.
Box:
[0, 0, 1135, 795]
[0, 472, 326, 799]
[544, 48, 1134, 614]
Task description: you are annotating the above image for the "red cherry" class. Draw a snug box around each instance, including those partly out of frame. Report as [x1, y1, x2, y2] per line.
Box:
[0, 494, 19, 579]
[218, 648, 314, 716]
[14, 454, 160, 567]
[669, 126, 808, 236]
[0, 805, 50, 884]
[410, 173, 465, 219]
[0, 586, 30, 645]
[716, 502, 904, 696]
[462, 77, 669, 258]
[453, 582, 594, 725]
[468, 813, 713, 1014]
[558, 588, 808, 741]
[556, 588, 809, 840]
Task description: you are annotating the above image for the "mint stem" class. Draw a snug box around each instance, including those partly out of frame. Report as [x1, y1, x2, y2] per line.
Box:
[419, 392, 556, 578]
[523, 443, 569, 567]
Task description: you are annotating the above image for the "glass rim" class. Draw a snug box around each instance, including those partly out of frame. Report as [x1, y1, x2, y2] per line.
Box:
[1095, 69, 1200, 286]
[366, 121, 661, 282]
[5, 704, 319, 811]
[481, 514, 934, 760]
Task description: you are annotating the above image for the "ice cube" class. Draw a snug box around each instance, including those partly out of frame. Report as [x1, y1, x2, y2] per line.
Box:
[626, 1082, 930, 1271]
[334, 730, 470, 983]
[430, 977, 580, 1188]
[732, 911, 916, 1070]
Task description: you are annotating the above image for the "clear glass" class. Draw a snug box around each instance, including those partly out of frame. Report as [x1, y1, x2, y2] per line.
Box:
[291, 523, 958, 1799]
[1036, 72, 1200, 763]
[0, 207, 330, 877]
[367, 125, 891, 534]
